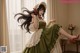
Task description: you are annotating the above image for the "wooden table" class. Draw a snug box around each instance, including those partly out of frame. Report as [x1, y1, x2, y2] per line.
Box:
[60, 38, 80, 53]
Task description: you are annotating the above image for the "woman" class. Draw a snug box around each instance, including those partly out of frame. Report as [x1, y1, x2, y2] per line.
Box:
[15, 2, 79, 53]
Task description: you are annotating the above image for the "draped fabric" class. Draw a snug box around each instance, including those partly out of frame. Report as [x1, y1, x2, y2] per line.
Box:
[0, 0, 10, 53]
[50, 37, 62, 53]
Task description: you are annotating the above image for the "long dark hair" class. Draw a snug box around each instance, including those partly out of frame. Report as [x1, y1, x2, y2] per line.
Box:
[15, 4, 46, 33]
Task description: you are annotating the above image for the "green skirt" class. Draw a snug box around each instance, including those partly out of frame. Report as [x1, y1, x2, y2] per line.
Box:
[23, 24, 60, 53]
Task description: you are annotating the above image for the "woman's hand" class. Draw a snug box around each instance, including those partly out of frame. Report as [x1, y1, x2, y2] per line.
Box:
[49, 19, 56, 24]
[69, 35, 79, 43]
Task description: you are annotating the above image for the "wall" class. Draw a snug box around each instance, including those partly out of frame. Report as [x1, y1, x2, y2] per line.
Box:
[66, 3, 80, 52]
[55, 0, 69, 30]
[47, 0, 69, 29]
[68, 3, 80, 35]
[55, 1, 80, 52]
[48, 0, 80, 52]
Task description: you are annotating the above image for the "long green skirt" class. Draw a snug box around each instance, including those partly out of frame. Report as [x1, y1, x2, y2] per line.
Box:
[23, 24, 60, 53]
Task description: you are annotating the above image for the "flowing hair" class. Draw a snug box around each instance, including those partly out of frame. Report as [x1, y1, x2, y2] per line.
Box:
[14, 4, 46, 33]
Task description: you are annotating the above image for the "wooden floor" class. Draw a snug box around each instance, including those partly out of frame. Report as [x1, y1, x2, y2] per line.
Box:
[63, 51, 80, 53]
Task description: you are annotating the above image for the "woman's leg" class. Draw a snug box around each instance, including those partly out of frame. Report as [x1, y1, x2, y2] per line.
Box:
[59, 28, 79, 41]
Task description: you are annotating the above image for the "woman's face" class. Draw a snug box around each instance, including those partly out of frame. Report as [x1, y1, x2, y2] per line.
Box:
[39, 9, 44, 16]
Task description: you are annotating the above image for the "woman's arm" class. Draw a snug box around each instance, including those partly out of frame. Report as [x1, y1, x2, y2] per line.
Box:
[31, 14, 39, 30]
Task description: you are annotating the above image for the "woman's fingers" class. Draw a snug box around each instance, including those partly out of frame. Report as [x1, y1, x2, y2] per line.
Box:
[50, 19, 56, 23]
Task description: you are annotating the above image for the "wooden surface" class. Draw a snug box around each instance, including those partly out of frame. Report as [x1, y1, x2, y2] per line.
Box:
[60, 38, 80, 53]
